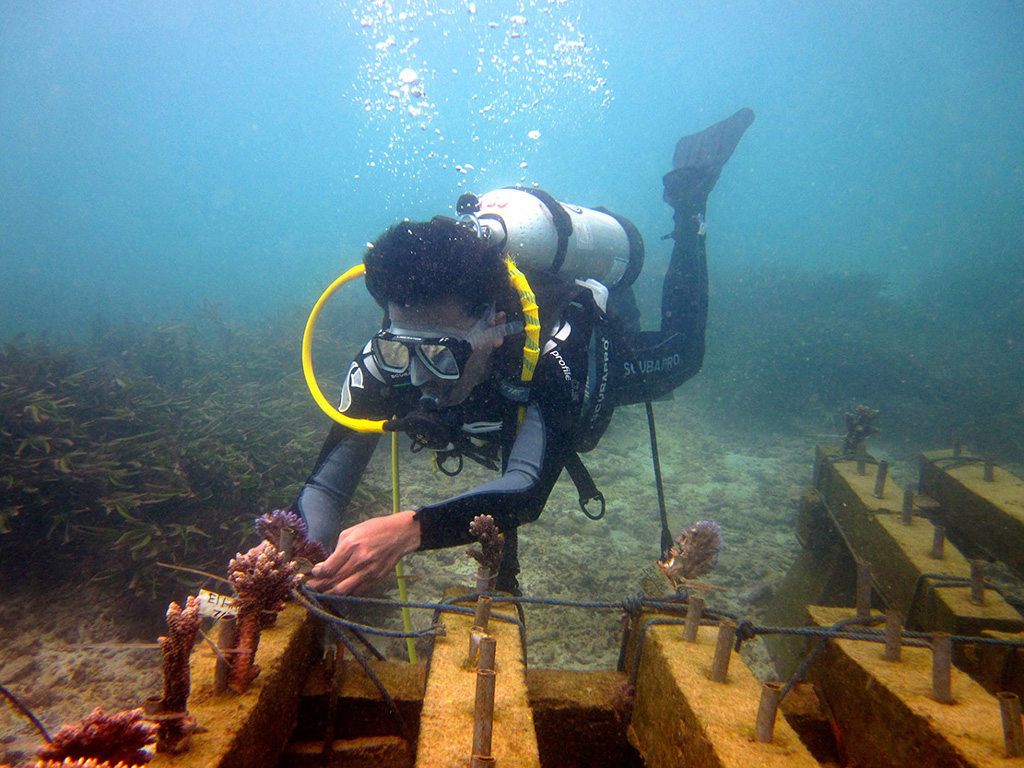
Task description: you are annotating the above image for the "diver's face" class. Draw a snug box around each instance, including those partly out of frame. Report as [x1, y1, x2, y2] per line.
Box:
[387, 299, 505, 406]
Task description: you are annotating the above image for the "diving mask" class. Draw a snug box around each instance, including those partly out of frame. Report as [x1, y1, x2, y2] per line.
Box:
[371, 304, 524, 383]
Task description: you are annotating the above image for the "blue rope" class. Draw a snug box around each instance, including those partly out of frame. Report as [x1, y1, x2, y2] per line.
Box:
[777, 615, 883, 701]
[306, 587, 723, 616]
[295, 588, 444, 639]
[295, 587, 1024, 655]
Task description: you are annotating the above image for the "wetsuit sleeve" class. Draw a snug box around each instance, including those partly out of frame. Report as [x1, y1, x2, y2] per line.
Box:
[413, 325, 586, 550]
[293, 345, 396, 548]
[294, 423, 379, 549]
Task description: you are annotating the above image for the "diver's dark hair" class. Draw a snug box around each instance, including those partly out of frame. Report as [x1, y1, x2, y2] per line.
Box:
[364, 216, 509, 317]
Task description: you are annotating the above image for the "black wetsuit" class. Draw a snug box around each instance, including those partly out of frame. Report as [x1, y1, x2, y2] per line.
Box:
[296, 280, 601, 592]
[295, 108, 755, 593]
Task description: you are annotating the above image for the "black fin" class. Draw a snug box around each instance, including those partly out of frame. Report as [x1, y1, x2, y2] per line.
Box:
[672, 107, 756, 171]
[663, 107, 755, 213]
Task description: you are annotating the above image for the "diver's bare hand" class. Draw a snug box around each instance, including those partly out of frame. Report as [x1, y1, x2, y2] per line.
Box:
[306, 510, 421, 596]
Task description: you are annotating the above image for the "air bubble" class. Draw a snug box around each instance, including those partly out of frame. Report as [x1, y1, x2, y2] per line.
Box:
[348, 1, 609, 180]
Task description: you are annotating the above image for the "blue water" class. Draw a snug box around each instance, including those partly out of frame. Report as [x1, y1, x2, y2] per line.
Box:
[2, 0, 1022, 337]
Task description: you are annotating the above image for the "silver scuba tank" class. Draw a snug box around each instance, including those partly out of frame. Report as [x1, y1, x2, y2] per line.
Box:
[458, 188, 643, 288]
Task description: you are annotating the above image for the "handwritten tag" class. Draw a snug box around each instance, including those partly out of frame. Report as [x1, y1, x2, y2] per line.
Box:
[198, 589, 237, 620]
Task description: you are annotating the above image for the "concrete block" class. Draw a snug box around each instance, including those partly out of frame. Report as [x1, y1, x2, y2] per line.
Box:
[807, 606, 1014, 768]
[151, 603, 320, 768]
[814, 446, 1023, 636]
[415, 603, 540, 767]
[629, 623, 819, 768]
[920, 450, 1024, 580]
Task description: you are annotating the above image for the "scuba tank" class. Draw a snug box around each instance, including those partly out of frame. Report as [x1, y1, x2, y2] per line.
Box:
[456, 188, 644, 289]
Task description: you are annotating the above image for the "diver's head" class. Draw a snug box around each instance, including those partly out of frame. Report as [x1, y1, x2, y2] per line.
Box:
[365, 216, 508, 318]
[364, 217, 518, 406]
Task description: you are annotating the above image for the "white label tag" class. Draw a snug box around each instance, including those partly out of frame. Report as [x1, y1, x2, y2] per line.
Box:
[198, 589, 238, 619]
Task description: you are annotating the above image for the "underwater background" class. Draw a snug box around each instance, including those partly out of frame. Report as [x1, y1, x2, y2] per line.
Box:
[1, 0, 1023, 762]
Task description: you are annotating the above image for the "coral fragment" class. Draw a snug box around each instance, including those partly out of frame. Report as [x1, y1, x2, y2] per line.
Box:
[36, 707, 155, 766]
[226, 541, 300, 692]
[659, 520, 723, 589]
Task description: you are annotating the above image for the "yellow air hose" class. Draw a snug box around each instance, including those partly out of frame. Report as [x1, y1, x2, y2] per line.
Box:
[302, 263, 387, 433]
[391, 431, 417, 663]
[504, 259, 540, 425]
[302, 263, 415, 661]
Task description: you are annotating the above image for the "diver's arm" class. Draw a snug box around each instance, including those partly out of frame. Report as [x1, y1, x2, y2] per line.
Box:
[294, 347, 399, 548]
[414, 401, 569, 549]
[414, 315, 585, 549]
[294, 423, 380, 549]
[308, 401, 566, 594]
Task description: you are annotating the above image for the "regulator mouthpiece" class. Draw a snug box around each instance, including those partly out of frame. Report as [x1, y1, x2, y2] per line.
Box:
[384, 394, 462, 451]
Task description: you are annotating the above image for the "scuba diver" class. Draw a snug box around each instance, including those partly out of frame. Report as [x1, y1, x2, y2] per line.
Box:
[298, 108, 755, 596]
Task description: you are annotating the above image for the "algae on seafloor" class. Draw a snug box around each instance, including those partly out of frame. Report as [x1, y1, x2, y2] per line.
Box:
[0, 310, 363, 596]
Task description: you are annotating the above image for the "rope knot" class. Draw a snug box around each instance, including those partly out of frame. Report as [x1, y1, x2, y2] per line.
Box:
[734, 618, 757, 651]
[622, 593, 645, 617]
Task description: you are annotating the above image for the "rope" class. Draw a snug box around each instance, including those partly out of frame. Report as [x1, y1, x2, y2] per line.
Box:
[295, 587, 1024, 667]
[0, 682, 51, 743]
[927, 453, 986, 470]
[294, 588, 444, 640]
[645, 399, 673, 559]
[777, 615, 883, 701]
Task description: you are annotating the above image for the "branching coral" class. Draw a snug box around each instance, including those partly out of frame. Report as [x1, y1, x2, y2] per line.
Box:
[254, 509, 327, 565]
[159, 596, 200, 712]
[844, 404, 880, 454]
[226, 541, 300, 693]
[35, 707, 154, 766]
[155, 595, 200, 752]
[466, 515, 504, 591]
[658, 520, 723, 590]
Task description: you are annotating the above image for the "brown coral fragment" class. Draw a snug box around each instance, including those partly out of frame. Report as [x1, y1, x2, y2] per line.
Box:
[466, 514, 505, 591]
[658, 520, 723, 590]
[843, 404, 880, 454]
[159, 596, 200, 713]
[155, 595, 201, 753]
[466, 515, 504, 572]
[36, 707, 155, 766]
[254, 509, 328, 565]
[226, 540, 300, 693]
